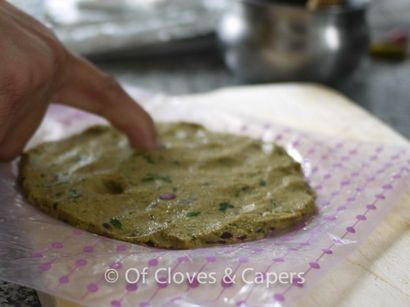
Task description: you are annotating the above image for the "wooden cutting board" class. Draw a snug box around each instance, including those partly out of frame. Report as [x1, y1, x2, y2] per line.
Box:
[39, 84, 410, 307]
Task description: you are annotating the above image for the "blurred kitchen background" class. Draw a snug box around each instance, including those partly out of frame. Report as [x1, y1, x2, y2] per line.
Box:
[8, 0, 410, 134]
[1, 0, 410, 305]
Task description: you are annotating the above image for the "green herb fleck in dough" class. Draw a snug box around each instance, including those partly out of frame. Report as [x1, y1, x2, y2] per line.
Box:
[110, 218, 122, 230]
[68, 189, 81, 199]
[186, 211, 201, 217]
[259, 179, 267, 187]
[234, 185, 250, 197]
[128, 230, 138, 237]
[102, 222, 111, 230]
[219, 202, 234, 213]
[141, 174, 172, 183]
[136, 152, 154, 164]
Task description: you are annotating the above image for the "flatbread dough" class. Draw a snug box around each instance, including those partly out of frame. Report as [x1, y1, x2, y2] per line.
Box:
[19, 123, 316, 249]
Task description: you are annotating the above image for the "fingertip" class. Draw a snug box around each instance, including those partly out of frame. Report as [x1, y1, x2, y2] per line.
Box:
[127, 125, 158, 151]
[54, 54, 159, 151]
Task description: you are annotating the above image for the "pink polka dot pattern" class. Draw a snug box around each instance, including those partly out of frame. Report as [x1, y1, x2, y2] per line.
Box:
[38, 262, 52, 272]
[75, 258, 87, 267]
[83, 245, 94, 253]
[51, 241, 64, 249]
[292, 276, 304, 288]
[87, 283, 98, 293]
[59, 275, 69, 284]
[110, 262, 122, 270]
[157, 277, 168, 288]
[340, 180, 350, 186]
[309, 262, 320, 269]
[273, 293, 285, 302]
[126, 283, 138, 292]
[3, 111, 409, 307]
[346, 226, 356, 234]
[31, 252, 43, 258]
[376, 194, 386, 200]
[72, 229, 83, 235]
[206, 256, 217, 263]
[187, 277, 200, 288]
[116, 244, 127, 252]
[111, 300, 121, 307]
[177, 256, 188, 263]
[148, 258, 159, 267]
[221, 279, 234, 288]
[331, 191, 339, 197]
[383, 184, 393, 190]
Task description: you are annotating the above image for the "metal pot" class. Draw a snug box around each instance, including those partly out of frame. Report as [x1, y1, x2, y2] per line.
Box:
[217, 0, 369, 83]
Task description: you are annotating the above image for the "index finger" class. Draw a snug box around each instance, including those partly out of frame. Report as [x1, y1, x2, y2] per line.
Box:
[53, 54, 157, 150]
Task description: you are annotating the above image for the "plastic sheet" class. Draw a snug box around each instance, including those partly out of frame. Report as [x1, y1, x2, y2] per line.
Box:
[0, 87, 409, 306]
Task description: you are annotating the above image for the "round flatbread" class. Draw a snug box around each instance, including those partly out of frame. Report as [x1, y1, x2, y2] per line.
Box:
[19, 123, 316, 249]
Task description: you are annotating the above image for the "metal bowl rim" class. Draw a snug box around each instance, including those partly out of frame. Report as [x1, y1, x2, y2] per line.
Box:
[239, 0, 369, 15]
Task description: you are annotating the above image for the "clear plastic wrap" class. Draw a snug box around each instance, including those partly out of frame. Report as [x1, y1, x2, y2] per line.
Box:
[0, 87, 409, 306]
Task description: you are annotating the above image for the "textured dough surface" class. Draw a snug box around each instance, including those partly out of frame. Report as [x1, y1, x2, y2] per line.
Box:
[19, 123, 316, 249]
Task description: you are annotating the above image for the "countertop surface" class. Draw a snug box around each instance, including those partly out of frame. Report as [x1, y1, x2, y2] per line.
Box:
[1, 0, 409, 306]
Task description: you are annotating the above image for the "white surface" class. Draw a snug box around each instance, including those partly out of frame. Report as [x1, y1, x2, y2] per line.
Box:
[45, 83, 410, 307]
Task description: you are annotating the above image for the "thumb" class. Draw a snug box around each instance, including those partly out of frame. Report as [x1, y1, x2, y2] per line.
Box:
[53, 54, 157, 149]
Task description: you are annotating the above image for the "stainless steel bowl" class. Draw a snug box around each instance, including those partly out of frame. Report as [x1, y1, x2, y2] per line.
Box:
[217, 0, 369, 83]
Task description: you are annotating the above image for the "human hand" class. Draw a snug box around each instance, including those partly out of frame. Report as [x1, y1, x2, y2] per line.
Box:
[0, 1, 156, 161]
